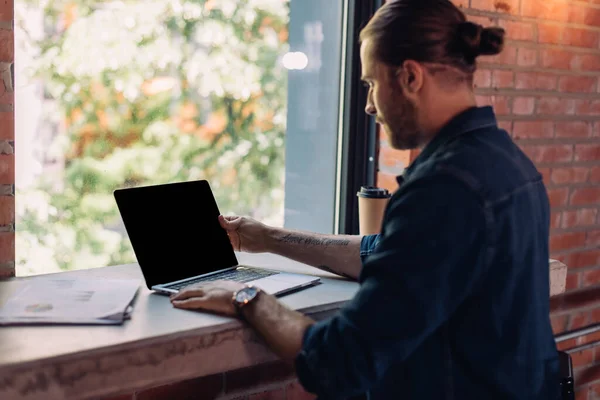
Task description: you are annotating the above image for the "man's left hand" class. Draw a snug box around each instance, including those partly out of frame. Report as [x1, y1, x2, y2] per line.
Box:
[170, 280, 246, 317]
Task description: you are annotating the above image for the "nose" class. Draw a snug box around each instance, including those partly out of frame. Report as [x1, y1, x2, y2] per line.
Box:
[365, 98, 376, 116]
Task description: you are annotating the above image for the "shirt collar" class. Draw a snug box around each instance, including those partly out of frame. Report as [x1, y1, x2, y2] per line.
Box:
[397, 106, 497, 185]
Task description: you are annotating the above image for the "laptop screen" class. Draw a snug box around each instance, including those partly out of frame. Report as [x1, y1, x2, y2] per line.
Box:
[114, 180, 239, 289]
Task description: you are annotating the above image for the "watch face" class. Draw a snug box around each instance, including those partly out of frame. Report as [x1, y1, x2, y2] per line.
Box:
[236, 286, 258, 305]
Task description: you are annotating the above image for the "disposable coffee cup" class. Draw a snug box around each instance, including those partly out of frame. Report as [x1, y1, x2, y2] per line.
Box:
[357, 186, 391, 235]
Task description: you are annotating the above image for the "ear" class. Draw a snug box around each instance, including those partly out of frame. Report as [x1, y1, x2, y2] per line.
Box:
[396, 60, 424, 95]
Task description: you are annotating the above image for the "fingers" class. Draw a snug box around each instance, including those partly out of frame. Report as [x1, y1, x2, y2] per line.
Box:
[218, 215, 242, 231]
[171, 287, 204, 301]
[171, 297, 207, 310]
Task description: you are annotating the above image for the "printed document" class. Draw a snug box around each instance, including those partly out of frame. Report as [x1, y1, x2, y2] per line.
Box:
[0, 278, 140, 325]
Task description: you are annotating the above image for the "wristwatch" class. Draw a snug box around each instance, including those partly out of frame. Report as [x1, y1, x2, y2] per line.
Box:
[232, 285, 262, 314]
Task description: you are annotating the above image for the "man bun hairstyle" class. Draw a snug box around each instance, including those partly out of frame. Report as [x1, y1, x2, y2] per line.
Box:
[360, 0, 505, 75]
[456, 21, 505, 62]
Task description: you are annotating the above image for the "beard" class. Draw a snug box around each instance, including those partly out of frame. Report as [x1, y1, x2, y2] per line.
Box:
[380, 90, 425, 151]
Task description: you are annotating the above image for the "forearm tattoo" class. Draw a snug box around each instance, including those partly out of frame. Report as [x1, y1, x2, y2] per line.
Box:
[279, 234, 350, 247]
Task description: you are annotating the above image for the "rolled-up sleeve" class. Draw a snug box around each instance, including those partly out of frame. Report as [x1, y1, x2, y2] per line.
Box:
[295, 176, 488, 399]
[360, 234, 381, 263]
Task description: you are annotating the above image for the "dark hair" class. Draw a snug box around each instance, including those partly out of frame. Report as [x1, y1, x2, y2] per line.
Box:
[359, 0, 505, 75]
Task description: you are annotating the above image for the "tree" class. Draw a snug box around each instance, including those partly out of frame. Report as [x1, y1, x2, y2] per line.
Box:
[16, 0, 289, 275]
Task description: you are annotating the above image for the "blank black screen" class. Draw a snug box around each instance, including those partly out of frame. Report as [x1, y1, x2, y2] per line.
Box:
[114, 180, 239, 288]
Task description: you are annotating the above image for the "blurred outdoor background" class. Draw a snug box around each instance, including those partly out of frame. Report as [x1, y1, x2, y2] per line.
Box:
[14, 0, 290, 275]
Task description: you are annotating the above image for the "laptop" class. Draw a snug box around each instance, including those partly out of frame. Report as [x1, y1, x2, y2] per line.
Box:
[113, 180, 320, 296]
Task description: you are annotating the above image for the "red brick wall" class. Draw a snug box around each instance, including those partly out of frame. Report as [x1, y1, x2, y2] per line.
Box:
[377, 0, 600, 397]
[101, 361, 315, 400]
[0, 0, 13, 278]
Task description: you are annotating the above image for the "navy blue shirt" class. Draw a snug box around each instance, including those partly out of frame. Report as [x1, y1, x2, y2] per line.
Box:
[295, 107, 560, 399]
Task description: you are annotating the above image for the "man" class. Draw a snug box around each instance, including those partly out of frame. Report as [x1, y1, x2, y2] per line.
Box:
[171, 0, 561, 398]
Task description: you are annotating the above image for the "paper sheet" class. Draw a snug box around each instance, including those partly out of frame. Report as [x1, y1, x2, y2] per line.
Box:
[0, 278, 140, 325]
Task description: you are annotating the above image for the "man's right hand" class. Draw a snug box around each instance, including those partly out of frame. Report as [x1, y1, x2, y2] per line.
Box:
[218, 215, 271, 253]
[219, 215, 363, 280]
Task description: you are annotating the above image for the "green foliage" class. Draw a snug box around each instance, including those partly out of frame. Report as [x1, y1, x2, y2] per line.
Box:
[16, 0, 289, 275]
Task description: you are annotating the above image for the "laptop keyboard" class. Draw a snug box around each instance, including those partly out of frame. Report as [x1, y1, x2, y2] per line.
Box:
[167, 268, 279, 291]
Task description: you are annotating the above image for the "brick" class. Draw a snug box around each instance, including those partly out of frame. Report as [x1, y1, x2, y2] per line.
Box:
[558, 76, 597, 93]
[575, 144, 600, 161]
[0, 0, 13, 22]
[515, 72, 556, 91]
[541, 49, 577, 70]
[551, 167, 589, 185]
[491, 70, 514, 88]
[590, 167, 600, 183]
[512, 97, 535, 115]
[551, 314, 568, 334]
[578, 330, 600, 347]
[562, 250, 600, 269]
[571, 188, 600, 206]
[499, 20, 534, 41]
[521, 0, 569, 21]
[0, 72, 11, 105]
[0, 154, 12, 184]
[539, 167, 551, 185]
[474, 69, 491, 88]
[0, 29, 12, 63]
[581, 54, 600, 72]
[0, 262, 14, 278]
[0, 112, 13, 140]
[521, 145, 573, 164]
[548, 188, 570, 207]
[570, 312, 590, 330]
[575, 100, 600, 116]
[453, 0, 469, 7]
[551, 211, 561, 229]
[538, 97, 575, 115]
[575, 387, 588, 400]
[595, 121, 600, 137]
[568, 4, 587, 25]
[583, 7, 600, 27]
[475, 95, 510, 115]
[563, 28, 600, 49]
[583, 267, 600, 287]
[470, 0, 519, 13]
[572, 348, 595, 369]
[557, 122, 592, 139]
[486, 44, 517, 65]
[587, 230, 600, 247]
[497, 120, 512, 132]
[516, 47, 537, 67]
[285, 381, 316, 400]
[592, 308, 600, 324]
[556, 338, 577, 352]
[538, 23, 561, 44]
[577, 364, 600, 386]
[566, 272, 580, 290]
[592, 381, 600, 399]
[0, 232, 13, 264]
[225, 362, 294, 394]
[562, 209, 598, 229]
[513, 121, 553, 139]
[379, 145, 410, 170]
[377, 172, 399, 194]
[0, 195, 13, 226]
[551, 232, 587, 252]
[136, 374, 223, 400]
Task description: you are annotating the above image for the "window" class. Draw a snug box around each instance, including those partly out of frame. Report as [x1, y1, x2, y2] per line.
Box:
[15, 0, 367, 276]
